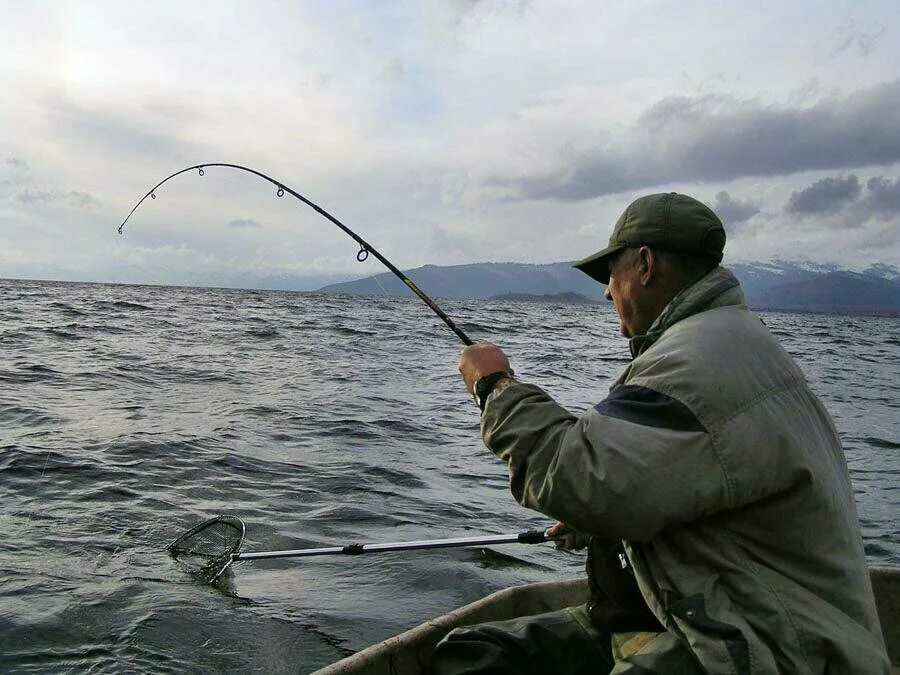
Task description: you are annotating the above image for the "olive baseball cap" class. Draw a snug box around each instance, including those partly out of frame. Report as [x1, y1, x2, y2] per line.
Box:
[573, 192, 726, 284]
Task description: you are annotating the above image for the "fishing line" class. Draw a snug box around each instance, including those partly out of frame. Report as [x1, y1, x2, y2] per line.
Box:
[372, 272, 390, 296]
[118, 163, 473, 345]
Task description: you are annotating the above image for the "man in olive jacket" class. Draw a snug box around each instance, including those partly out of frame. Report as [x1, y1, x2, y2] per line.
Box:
[436, 193, 888, 674]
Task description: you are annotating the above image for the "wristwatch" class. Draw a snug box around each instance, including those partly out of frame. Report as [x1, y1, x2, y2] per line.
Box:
[474, 371, 511, 412]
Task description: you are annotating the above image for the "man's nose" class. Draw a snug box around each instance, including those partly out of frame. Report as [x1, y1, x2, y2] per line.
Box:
[604, 286, 612, 301]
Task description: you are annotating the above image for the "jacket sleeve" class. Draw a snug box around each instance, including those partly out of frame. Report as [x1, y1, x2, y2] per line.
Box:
[481, 380, 732, 541]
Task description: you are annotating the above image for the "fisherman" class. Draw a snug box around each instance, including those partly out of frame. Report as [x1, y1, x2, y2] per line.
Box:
[433, 193, 890, 674]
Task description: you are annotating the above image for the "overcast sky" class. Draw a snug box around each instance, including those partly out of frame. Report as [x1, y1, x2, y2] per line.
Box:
[1, 0, 898, 288]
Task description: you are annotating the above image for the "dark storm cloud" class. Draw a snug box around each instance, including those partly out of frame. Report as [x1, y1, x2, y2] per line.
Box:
[504, 80, 900, 201]
[226, 218, 261, 229]
[781, 173, 900, 222]
[785, 175, 861, 215]
[862, 176, 900, 216]
[712, 191, 759, 225]
[14, 189, 100, 208]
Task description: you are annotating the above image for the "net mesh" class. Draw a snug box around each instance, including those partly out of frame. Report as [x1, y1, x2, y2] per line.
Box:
[167, 515, 245, 583]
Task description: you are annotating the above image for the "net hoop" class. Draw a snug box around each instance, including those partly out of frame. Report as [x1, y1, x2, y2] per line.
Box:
[167, 515, 246, 583]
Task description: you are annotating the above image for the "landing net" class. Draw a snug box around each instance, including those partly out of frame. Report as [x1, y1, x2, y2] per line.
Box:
[167, 515, 245, 583]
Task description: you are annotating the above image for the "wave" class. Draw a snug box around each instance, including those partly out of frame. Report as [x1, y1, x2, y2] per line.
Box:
[864, 436, 900, 450]
[245, 326, 278, 338]
[0, 364, 63, 384]
[50, 302, 87, 317]
[0, 404, 66, 429]
[95, 300, 153, 311]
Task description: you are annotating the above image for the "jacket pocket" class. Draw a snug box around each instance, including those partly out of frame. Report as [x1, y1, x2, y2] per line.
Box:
[669, 594, 752, 675]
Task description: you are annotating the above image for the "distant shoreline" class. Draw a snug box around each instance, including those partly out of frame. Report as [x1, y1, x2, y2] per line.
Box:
[487, 291, 599, 305]
[749, 305, 900, 319]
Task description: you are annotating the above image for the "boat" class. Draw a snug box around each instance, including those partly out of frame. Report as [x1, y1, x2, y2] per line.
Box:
[314, 566, 900, 674]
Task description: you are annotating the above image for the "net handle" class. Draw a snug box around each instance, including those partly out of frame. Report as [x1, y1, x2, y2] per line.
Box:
[233, 530, 551, 561]
[167, 516, 555, 584]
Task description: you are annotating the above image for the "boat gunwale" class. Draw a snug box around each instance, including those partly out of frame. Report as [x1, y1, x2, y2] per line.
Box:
[314, 566, 900, 674]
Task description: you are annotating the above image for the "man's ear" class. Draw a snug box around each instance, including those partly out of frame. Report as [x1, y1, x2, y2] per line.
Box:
[637, 246, 656, 286]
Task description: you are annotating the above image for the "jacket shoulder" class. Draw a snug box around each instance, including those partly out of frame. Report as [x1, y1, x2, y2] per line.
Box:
[627, 306, 806, 431]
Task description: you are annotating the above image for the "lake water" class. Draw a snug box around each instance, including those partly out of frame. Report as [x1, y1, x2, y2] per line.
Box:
[1, 278, 897, 673]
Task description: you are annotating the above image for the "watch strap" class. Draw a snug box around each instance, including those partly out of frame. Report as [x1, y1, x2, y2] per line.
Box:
[474, 371, 511, 412]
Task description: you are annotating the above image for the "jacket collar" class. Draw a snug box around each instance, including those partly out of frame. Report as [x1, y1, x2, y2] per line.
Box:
[628, 267, 744, 358]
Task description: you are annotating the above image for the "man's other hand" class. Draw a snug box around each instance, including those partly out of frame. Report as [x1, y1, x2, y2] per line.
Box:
[459, 342, 513, 394]
[546, 522, 589, 551]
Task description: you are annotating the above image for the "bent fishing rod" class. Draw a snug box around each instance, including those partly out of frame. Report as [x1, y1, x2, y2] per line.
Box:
[118, 163, 473, 345]
[168, 515, 556, 583]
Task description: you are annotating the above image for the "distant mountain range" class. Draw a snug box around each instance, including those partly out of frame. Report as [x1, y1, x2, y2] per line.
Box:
[319, 262, 610, 300]
[318, 260, 900, 317]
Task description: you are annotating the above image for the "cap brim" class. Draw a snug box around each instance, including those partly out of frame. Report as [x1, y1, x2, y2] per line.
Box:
[572, 243, 626, 285]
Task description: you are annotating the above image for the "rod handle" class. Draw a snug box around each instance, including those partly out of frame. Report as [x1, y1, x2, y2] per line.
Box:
[517, 530, 549, 544]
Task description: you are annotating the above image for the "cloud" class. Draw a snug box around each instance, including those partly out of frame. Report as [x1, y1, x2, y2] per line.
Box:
[426, 224, 478, 261]
[226, 218, 261, 229]
[381, 56, 405, 80]
[777, 172, 900, 231]
[41, 95, 203, 161]
[13, 189, 100, 208]
[712, 191, 759, 225]
[781, 173, 900, 223]
[785, 175, 861, 215]
[830, 19, 886, 58]
[1, 157, 29, 188]
[861, 176, 900, 217]
[495, 80, 900, 201]
[434, 0, 533, 26]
